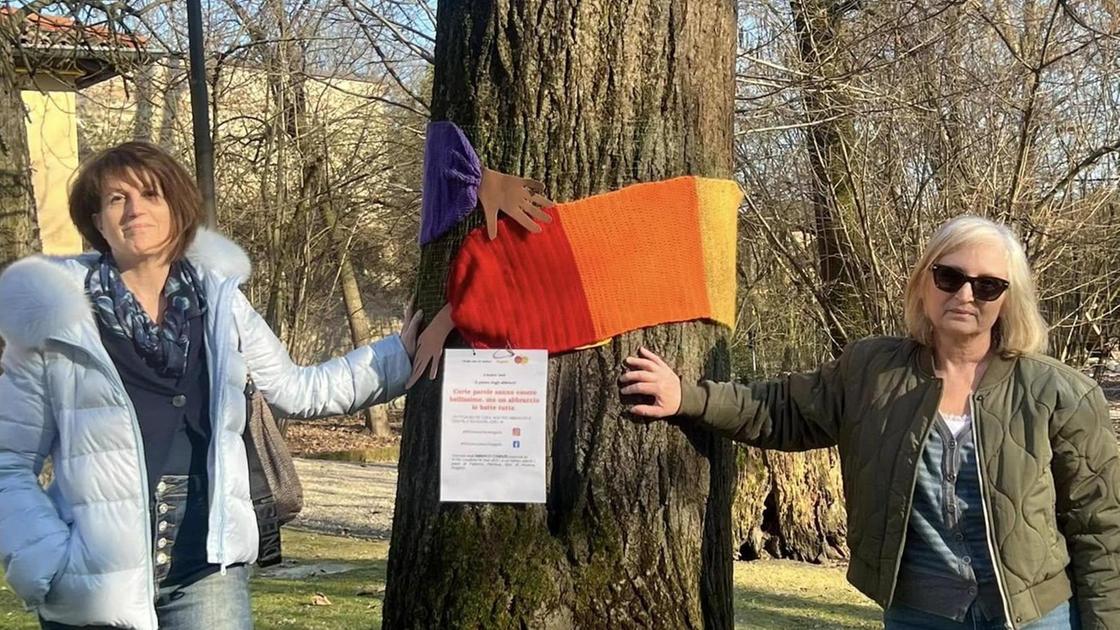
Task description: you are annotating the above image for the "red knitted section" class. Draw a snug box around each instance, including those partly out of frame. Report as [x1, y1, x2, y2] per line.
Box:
[447, 211, 596, 352]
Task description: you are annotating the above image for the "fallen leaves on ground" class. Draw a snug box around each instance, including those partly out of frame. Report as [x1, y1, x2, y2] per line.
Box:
[356, 585, 384, 597]
[284, 414, 401, 456]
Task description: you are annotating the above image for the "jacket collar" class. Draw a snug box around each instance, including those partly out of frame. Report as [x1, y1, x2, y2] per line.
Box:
[0, 228, 249, 351]
[915, 342, 1016, 391]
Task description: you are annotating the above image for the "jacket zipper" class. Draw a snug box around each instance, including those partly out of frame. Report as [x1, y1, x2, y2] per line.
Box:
[885, 380, 942, 608]
[52, 340, 158, 629]
[208, 279, 236, 573]
[972, 393, 1016, 629]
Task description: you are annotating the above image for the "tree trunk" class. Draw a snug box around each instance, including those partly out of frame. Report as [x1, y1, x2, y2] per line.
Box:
[719, 0, 857, 567]
[792, 0, 869, 354]
[733, 447, 847, 563]
[0, 55, 40, 272]
[317, 183, 389, 436]
[282, 35, 387, 434]
[0, 34, 39, 360]
[133, 64, 155, 142]
[157, 58, 185, 148]
[389, 2, 739, 623]
[384, 1, 737, 628]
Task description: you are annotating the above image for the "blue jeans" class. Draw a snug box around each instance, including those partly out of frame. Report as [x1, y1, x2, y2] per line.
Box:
[39, 564, 252, 630]
[885, 599, 1078, 630]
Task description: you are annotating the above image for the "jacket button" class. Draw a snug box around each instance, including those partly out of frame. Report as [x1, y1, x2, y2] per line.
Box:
[158, 503, 170, 515]
[171, 394, 187, 408]
[158, 521, 168, 533]
[157, 538, 168, 549]
[156, 481, 167, 493]
[155, 552, 168, 565]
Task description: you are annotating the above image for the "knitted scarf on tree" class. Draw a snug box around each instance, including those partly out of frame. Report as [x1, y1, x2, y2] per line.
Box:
[447, 176, 741, 353]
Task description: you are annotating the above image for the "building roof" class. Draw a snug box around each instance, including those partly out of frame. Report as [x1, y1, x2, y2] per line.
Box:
[3, 8, 153, 90]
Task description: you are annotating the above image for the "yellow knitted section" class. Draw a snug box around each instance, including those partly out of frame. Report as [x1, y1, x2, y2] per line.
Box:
[695, 177, 742, 329]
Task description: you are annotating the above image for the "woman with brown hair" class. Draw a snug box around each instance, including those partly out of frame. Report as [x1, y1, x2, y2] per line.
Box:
[0, 141, 421, 630]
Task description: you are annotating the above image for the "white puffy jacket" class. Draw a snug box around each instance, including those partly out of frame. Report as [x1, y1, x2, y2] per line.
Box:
[0, 229, 410, 629]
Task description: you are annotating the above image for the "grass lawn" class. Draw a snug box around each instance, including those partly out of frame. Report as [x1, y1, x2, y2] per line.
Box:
[1, 529, 880, 629]
[733, 559, 880, 629]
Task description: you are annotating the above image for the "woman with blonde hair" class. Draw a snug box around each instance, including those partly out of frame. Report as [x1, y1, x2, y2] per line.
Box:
[622, 216, 1120, 629]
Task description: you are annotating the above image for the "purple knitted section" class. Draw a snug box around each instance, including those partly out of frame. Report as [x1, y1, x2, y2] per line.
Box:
[420, 121, 483, 245]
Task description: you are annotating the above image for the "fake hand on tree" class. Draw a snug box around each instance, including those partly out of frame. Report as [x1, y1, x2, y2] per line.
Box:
[478, 167, 553, 240]
[619, 347, 683, 418]
[399, 303, 424, 359]
[406, 303, 456, 388]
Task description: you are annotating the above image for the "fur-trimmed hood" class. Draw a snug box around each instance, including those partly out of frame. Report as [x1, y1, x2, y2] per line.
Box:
[0, 228, 251, 350]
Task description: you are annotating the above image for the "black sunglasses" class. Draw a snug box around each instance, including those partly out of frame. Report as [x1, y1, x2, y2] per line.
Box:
[930, 264, 1010, 302]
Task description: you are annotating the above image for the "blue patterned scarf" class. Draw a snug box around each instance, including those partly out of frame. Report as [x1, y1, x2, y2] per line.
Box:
[88, 255, 207, 377]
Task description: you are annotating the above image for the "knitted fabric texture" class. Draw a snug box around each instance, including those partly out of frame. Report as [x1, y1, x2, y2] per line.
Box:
[447, 176, 741, 353]
[420, 121, 483, 245]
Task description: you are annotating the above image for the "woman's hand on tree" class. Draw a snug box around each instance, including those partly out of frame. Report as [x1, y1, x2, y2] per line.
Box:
[620, 347, 682, 418]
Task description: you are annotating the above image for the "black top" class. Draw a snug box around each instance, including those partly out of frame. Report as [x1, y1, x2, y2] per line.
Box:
[96, 308, 215, 585]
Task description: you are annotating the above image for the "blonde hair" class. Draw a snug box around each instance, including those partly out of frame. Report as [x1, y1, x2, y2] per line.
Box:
[903, 216, 1048, 356]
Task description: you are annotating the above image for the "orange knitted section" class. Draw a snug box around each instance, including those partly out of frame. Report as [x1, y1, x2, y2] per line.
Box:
[560, 177, 711, 341]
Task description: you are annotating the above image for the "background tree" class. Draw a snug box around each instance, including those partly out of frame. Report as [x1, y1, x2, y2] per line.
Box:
[728, 0, 1120, 561]
[0, 9, 43, 273]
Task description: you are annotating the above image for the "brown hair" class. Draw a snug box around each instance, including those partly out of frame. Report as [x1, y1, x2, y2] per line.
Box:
[69, 142, 205, 262]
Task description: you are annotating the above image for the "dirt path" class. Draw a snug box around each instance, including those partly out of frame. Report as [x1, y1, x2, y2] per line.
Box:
[288, 458, 398, 539]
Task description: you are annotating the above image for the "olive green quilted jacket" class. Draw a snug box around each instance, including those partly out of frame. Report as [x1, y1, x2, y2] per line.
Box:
[679, 336, 1120, 629]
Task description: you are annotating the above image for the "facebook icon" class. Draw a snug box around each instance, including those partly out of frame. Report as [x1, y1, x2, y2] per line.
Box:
[512, 440, 521, 448]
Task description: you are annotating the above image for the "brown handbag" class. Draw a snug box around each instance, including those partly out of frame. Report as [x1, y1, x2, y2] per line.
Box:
[242, 377, 303, 566]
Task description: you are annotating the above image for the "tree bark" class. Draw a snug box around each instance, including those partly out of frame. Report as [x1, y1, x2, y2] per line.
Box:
[0, 50, 40, 272]
[791, 0, 870, 354]
[384, 1, 737, 628]
[724, 4, 861, 567]
[157, 58, 185, 149]
[318, 182, 389, 436]
[133, 64, 155, 142]
[0, 33, 39, 360]
[733, 447, 847, 563]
